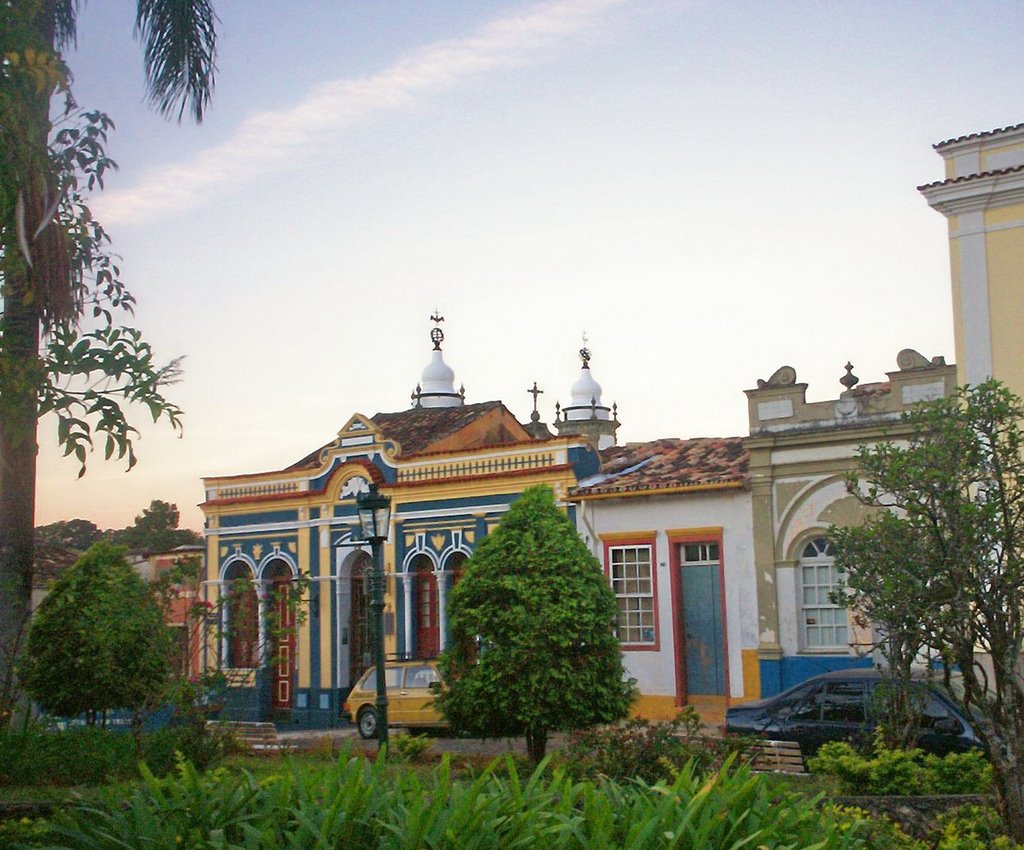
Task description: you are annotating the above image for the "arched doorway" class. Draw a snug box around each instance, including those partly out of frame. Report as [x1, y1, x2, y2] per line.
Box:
[223, 561, 258, 669]
[349, 552, 371, 688]
[264, 559, 296, 711]
[413, 554, 439, 658]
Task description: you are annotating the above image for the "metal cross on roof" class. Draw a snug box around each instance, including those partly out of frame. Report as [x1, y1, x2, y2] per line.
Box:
[528, 381, 544, 415]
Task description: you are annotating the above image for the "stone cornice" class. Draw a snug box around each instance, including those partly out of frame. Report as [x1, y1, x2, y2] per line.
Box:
[919, 167, 1024, 216]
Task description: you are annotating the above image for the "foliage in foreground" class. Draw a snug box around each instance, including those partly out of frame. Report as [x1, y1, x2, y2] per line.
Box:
[439, 485, 635, 762]
[809, 738, 993, 796]
[39, 750, 865, 850]
[560, 708, 752, 784]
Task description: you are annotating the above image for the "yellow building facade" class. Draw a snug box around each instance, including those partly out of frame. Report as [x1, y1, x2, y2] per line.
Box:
[919, 122, 1024, 394]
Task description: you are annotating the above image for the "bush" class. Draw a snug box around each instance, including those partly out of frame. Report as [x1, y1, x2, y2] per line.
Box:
[824, 803, 927, 850]
[0, 724, 235, 787]
[0, 726, 137, 786]
[44, 748, 865, 850]
[809, 738, 992, 796]
[388, 732, 433, 764]
[560, 708, 750, 784]
[141, 723, 240, 775]
[935, 804, 1024, 850]
[19, 542, 172, 723]
[0, 816, 52, 848]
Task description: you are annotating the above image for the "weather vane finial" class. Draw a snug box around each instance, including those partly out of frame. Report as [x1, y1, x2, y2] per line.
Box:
[429, 310, 445, 350]
[579, 331, 591, 367]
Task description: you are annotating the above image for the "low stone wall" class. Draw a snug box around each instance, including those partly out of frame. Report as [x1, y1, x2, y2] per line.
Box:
[833, 795, 994, 838]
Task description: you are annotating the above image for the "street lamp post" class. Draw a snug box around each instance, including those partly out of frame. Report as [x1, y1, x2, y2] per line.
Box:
[357, 483, 392, 751]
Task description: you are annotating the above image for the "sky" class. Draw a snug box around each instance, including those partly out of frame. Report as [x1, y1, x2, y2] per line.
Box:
[34, 0, 1024, 533]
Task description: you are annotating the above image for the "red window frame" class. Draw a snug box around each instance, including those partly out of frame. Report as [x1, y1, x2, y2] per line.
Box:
[603, 535, 660, 651]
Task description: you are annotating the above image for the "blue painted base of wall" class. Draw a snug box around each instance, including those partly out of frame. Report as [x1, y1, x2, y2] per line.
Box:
[221, 686, 263, 722]
[219, 685, 350, 729]
[759, 654, 873, 697]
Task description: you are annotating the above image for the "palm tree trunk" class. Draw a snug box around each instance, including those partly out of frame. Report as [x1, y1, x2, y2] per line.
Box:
[0, 3, 52, 724]
[0, 282, 41, 726]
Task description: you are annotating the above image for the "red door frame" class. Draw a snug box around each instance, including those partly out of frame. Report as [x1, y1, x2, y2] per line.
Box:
[270, 572, 296, 710]
[668, 529, 729, 707]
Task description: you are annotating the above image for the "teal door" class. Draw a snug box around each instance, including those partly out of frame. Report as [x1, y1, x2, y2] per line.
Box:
[679, 543, 726, 695]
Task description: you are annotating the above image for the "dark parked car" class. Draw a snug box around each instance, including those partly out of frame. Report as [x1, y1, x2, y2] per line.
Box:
[724, 669, 983, 759]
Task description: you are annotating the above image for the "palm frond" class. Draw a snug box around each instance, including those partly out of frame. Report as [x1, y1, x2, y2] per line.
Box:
[134, 0, 218, 123]
[50, 0, 80, 50]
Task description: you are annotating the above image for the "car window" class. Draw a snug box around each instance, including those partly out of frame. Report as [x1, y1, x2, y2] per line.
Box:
[919, 690, 962, 732]
[359, 667, 404, 691]
[821, 681, 867, 723]
[786, 684, 824, 721]
[405, 666, 440, 688]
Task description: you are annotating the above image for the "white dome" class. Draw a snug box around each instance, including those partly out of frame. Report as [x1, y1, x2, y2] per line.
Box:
[570, 367, 602, 406]
[421, 350, 455, 391]
[415, 349, 463, 408]
[566, 364, 610, 421]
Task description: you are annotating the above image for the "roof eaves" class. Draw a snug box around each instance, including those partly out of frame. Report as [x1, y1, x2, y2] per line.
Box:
[934, 122, 1024, 149]
[917, 163, 1024, 191]
[570, 479, 748, 501]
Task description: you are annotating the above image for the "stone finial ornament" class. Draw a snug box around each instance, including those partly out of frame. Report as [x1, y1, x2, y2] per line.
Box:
[756, 365, 798, 389]
[840, 362, 859, 392]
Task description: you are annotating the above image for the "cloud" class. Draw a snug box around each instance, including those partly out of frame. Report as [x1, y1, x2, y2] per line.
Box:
[95, 0, 629, 225]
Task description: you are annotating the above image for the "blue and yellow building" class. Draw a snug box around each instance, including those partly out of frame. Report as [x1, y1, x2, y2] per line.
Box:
[200, 323, 615, 726]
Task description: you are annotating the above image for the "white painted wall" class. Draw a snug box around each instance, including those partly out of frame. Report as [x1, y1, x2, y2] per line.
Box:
[575, 489, 754, 699]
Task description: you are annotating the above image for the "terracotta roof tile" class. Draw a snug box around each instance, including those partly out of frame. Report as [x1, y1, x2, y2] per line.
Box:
[850, 381, 891, 398]
[371, 401, 508, 455]
[573, 437, 748, 497]
[917, 163, 1024, 191]
[288, 401, 522, 469]
[934, 122, 1024, 150]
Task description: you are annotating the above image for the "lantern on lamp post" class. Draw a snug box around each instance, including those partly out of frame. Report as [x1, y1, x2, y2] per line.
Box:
[356, 483, 392, 750]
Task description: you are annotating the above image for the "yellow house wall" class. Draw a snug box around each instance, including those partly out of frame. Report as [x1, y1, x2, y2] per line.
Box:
[987, 224, 1024, 399]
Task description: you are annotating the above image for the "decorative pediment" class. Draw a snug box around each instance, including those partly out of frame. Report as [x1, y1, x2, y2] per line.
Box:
[336, 413, 381, 444]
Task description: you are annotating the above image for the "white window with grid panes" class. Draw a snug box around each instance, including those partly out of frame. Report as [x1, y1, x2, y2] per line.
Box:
[608, 545, 655, 645]
[799, 537, 848, 650]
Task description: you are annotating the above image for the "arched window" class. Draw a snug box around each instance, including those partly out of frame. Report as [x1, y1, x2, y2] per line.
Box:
[446, 552, 467, 590]
[224, 561, 259, 668]
[799, 537, 847, 650]
[413, 555, 439, 658]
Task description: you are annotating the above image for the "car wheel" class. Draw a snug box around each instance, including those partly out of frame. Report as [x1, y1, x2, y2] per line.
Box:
[357, 707, 378, 739]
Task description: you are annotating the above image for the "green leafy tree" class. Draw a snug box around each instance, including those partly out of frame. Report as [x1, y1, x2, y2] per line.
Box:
[438, 485, 635, 762]
[34, 517, 102, 551]
[833, 380, 1024, 840]
[0, 1, 217, 726]
[111, 499, 202, 552]
[19, 540, 173, 725]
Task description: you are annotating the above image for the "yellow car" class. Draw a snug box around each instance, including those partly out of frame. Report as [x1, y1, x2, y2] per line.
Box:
[343, 660, 447, 739]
